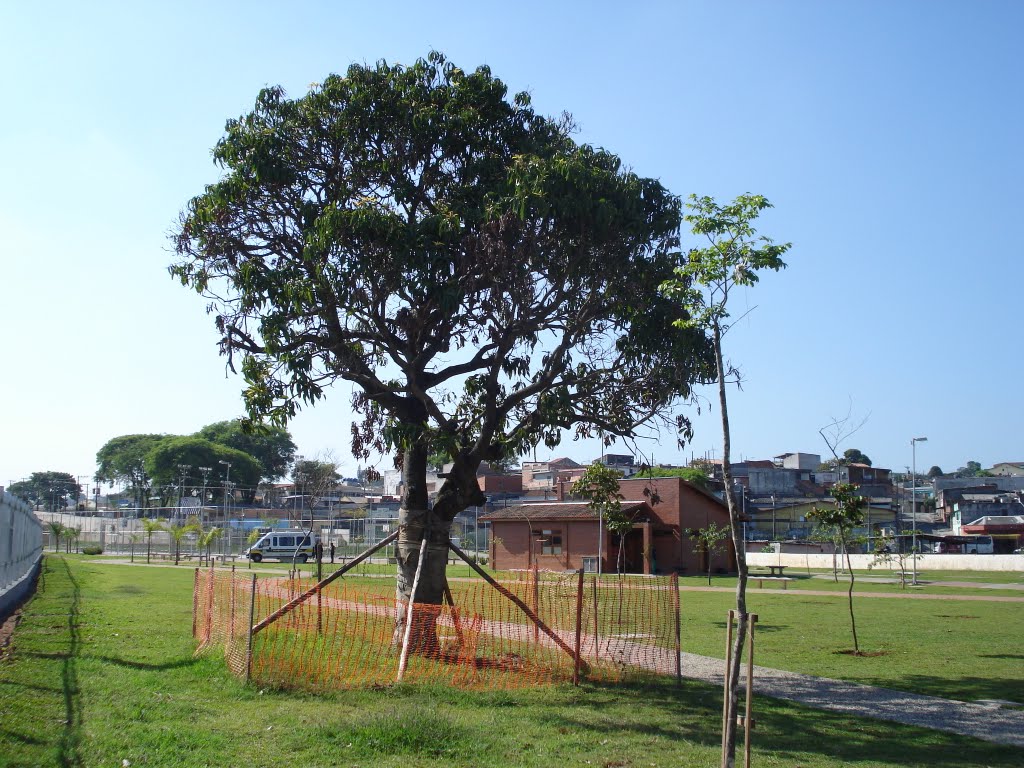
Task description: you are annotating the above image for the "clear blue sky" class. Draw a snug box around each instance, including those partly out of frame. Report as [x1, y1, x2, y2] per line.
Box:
[2, 1, 1021, 487]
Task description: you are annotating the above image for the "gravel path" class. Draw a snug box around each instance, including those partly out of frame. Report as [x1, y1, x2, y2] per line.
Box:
[678, 650, 1024, 747]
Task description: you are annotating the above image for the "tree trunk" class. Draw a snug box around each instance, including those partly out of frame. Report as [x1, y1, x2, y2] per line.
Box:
[715, 322, 748, 768]
[393, 443, 452, 654]
[843, 535, 859, 653]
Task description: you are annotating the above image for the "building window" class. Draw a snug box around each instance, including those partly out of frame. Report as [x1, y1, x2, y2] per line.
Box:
[540, 529, 562, 555]
[582, 556, 598, 573]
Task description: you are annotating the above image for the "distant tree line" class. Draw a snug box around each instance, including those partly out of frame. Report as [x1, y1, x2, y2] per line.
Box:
[93, 420, 296, 509]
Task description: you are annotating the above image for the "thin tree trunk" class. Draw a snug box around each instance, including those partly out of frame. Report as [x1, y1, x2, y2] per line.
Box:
[843, 534, 859, 653]
[715, 322, 748, 768]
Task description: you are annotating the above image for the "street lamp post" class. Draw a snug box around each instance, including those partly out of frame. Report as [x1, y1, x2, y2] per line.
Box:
[219, 461, 232, 520]
[911, 436, 928, 585]
[219, 460, 232, 558]
[198, 466, 211, 527]
[176, 464, 192, 524]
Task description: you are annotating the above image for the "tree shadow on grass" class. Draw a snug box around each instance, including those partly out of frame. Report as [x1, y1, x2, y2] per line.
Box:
[534, 678, 1020, 767]
[89, 654, 201, 672]
[21, 558, 86, 768]
[858, 673, 1024, 706]
[979, 654, 1024, 660]
[0, 727, 48, 746]
[58, 558, 84, 768]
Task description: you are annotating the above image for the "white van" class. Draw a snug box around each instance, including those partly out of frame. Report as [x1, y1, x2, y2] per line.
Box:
[245, 529, 319, 563]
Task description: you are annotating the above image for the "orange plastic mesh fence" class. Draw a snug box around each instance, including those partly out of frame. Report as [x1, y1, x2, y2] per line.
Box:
[193, 566, 681, 691]
[194, 567, 253, 677]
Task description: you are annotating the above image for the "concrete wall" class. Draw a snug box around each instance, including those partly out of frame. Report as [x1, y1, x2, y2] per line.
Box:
[1, 489, 43, 621]
[745, 551, 1024, 572]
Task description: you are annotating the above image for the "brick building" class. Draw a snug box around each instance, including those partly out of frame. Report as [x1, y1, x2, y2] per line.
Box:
[482, 476, 733, 575]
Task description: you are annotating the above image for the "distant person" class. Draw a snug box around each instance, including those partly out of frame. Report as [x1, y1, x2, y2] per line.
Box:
[314, 539, 324, 563]
[329, 541, 335, 564]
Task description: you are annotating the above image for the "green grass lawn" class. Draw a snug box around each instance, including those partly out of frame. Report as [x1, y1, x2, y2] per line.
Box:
[1, 556, 1021, 767]
[680, 570, 1024, 597]
[674, 588, 1024, 702]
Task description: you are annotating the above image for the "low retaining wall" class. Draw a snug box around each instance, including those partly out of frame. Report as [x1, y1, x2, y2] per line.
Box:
[0, 488, 44, 621]
[0, 556, 41, 621]
[745, 552, 1024, 572]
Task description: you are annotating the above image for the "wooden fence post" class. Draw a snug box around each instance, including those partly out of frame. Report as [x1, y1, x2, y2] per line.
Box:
[245, 573, 257, 683]
[721, 609, 735, 762]
[673, 572, 681, 685]
[531, 563, 540, 643]
[743, 614, 758, 768]
[573, 568, 584, 685]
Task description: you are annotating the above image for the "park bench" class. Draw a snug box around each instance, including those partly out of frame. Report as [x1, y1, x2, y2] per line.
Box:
[894, 571, 925, 585]
[752, 576, 793, 590]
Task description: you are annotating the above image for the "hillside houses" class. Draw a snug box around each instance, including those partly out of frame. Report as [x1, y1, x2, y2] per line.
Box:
[262, 449, 1024, 558]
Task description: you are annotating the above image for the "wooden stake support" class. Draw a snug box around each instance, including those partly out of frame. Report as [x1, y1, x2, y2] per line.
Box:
[448, 540, 586, 670]
[397, 535, 429, 682]
[721, 610, 759, 768]
[573, 568, 584, 686]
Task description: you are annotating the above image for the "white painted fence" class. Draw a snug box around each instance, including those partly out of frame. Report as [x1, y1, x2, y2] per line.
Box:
[745, 551, 1024, 573]
[0, 488, 43, 616]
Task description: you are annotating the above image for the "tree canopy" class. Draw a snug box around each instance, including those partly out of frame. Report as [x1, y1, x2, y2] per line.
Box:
[842, 448, 871, 466]
[955, 460, 992, 478]
[819, 448, 872, 470]
[292, 458, 341, 495]
[95, 434, 166, 504]
[195, 420, 296, 481]
[9, 471, 80, 511]
[170, 51, 712, 526]
[633, 465, 709, 488]
[144, 436, 262, 491]
[96, 432, 264, 506]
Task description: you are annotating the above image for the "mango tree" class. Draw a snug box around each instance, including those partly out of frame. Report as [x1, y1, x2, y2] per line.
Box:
[171, 52, 712, 649]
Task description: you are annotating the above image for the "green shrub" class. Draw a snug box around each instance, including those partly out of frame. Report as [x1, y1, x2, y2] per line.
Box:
[82, 546, 103, 555]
